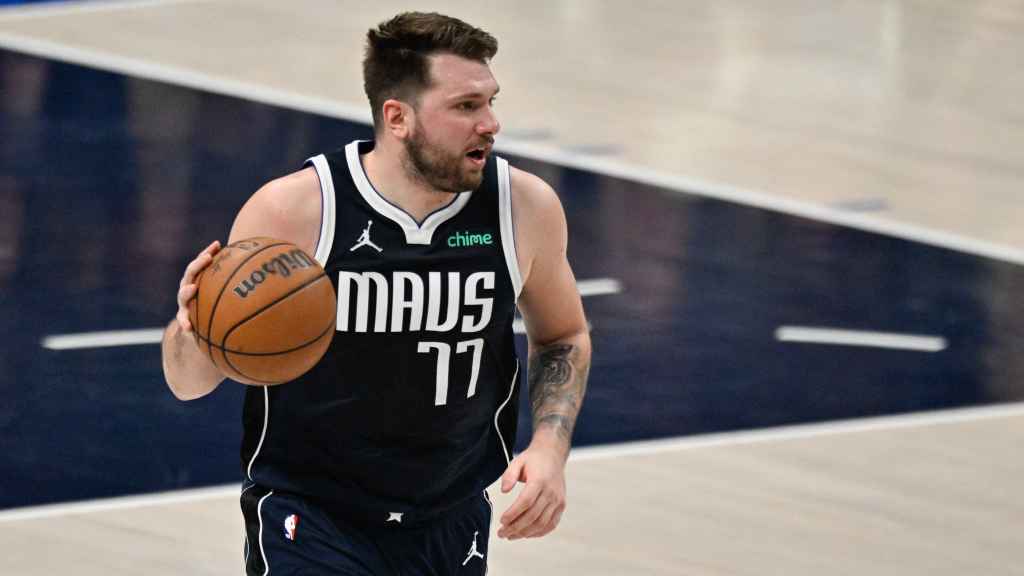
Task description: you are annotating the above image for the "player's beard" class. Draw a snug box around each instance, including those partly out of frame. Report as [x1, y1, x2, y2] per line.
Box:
[403, 121, 484, 194]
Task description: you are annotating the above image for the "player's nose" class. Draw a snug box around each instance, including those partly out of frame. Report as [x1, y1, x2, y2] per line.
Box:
[477, 107, 500, 137]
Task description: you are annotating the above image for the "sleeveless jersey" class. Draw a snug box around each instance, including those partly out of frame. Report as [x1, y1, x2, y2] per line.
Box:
[240, 140, 522, 521]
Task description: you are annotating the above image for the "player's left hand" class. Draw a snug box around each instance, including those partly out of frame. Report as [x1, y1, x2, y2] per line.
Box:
[497, 440, 567, 540]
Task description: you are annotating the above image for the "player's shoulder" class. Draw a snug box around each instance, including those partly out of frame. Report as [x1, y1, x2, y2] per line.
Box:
[506, 164, 568, 273]
[229, 167, 321, 253]
[255, 166, 321, 210]
[508, 165, 563, 220]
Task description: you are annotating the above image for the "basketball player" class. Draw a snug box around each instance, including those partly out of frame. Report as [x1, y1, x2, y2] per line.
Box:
[161, 12, 591, 575]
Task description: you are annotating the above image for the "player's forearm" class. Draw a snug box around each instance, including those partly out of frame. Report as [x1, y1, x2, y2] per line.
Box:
[161, 320, 225, 401]
[527, 331, 591, 460]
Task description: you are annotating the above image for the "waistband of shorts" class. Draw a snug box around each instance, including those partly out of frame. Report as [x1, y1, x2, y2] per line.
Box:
[310, 489, 486, 530]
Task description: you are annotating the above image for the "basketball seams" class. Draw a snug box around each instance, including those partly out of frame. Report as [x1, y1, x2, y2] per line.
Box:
[211, 343, 254, 384]
[195, 238, 335, 386]
[217, 275, 333, 384]
[220, 353, 278, 386]
[220, 271, 330, 350]
[193, 299, 334, 357]
[204, 240, 290, 359]
[221, 323, 334, 385]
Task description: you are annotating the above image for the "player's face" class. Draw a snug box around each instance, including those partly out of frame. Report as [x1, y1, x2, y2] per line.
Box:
[404, 54, 500, 193]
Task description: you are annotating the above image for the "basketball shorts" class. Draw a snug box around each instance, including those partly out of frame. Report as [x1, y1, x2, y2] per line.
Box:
[241, 483, 492, 575]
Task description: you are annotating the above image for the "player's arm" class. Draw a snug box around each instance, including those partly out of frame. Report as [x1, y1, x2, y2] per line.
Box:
[498, 167, 591, 540]
[161, 167, 322, 400]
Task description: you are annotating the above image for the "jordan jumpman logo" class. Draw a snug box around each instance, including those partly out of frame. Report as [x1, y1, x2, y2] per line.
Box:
[463, 531, 485, 566]
[350, 220, 383, 253]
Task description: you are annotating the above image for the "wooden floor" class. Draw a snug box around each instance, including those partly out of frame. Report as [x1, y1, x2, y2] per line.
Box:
[5, 410, 1023, 575]
[2, 0, 1023, 251]
[1, 0, 1023, 574]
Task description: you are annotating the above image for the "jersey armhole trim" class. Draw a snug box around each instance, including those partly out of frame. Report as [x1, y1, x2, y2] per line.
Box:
[306, 154, 337, 266]
[497, 157, 523, 300]
[493, 359, 520, 465]
[246, 386, 269, 482]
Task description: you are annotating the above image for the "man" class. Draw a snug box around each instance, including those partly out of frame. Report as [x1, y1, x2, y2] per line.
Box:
[162, 12, 590, 575]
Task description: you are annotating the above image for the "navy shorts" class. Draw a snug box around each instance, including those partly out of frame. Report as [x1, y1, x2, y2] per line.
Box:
[241, 483, 492, 575]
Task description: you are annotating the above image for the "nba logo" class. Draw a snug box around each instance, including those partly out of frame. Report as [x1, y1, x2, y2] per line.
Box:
[283, 514, 299, 541]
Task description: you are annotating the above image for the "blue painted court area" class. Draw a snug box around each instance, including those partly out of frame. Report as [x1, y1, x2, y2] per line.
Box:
[0, 0, 71, 5]
[2, 48, 1023, 510]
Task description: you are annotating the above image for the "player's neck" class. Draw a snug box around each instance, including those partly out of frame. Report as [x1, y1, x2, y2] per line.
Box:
[362, 141, 456, 223]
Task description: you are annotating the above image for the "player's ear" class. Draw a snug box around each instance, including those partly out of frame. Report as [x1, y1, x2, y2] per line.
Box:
[381, 99, 412, 140]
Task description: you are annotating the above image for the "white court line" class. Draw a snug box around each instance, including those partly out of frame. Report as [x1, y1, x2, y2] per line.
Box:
[0, 32, 1022, 267]
[513, 277, 621, 334]
[0, 483, 238, 524]
[576, 278, 622, 297]
[0, 32, 373, 125]
[512, 319, 525, 335]
[41, 328, 164, 350]
[775, 326, 947, 352]
[0, 0, 208, 21]
[2, 401, 1021, 523]
[570, 400, 1024, 461]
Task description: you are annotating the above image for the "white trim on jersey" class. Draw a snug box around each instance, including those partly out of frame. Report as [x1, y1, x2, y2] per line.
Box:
[246, 387, 270, 482]
[494, 360, 520, 464]
[344, 140, 474, 245]
[496, 158, 523, 300]
[241, 483, 255, 567]
[257, 490, 274, 576]
[482, 490, 493, 576]
[306, 154, 337, 266]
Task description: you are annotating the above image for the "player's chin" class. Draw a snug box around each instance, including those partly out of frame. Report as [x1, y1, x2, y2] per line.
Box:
[458, 170, 485, 191]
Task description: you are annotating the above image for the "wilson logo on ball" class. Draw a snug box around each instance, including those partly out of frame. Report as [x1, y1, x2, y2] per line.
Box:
[233, 250, 316, 298]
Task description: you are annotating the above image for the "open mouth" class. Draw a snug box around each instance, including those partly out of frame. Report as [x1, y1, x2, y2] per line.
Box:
[466, 147, 488, 163]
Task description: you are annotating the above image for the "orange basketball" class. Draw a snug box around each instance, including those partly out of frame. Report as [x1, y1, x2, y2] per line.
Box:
[188, 237, 336, 385]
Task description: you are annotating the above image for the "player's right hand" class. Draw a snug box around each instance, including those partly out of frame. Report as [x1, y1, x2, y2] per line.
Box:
[176, 240, 221, 333]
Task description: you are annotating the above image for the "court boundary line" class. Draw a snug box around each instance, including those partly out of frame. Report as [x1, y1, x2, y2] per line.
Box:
[0, 31, 1022, 266]
[0, 0, 210, 21]
[775, 326, 947, 352]
[2, 400, 1021, 523]
[0, 483, 241, 524]
[570, 400, 1024, 461]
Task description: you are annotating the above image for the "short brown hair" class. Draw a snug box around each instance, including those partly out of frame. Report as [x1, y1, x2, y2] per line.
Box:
[363, 12, 498, 129]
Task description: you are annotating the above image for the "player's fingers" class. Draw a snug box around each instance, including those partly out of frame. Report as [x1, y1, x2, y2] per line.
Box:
[176, 307, 192, 333]
[176, 283, 199, 332]
[177, 282, 197, 309]
[507, 496, 554, 540]
[503, 487, 552, 537]
[525, 499, 560, 538]
[531, 502, 565, 538]
[498, 483, 541, 535]
[500, 456, 524, 493]
[499, 489, 548, 539]
[183, 251, 213, 283]
[185, 239, 220, 277]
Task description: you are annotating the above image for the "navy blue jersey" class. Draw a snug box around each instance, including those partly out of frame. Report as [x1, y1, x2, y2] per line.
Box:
[241, 140, 522, 521]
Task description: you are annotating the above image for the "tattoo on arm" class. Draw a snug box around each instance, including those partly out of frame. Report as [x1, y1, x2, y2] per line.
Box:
[166, 320, 187, 363]
[172, 328, 185, 364]
[529, 343, 591, 446]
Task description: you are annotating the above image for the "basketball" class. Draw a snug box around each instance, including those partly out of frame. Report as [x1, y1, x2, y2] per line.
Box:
[188, 237, 336, 385]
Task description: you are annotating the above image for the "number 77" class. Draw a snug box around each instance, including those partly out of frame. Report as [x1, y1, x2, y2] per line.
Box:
[417, 338, 485, 406]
